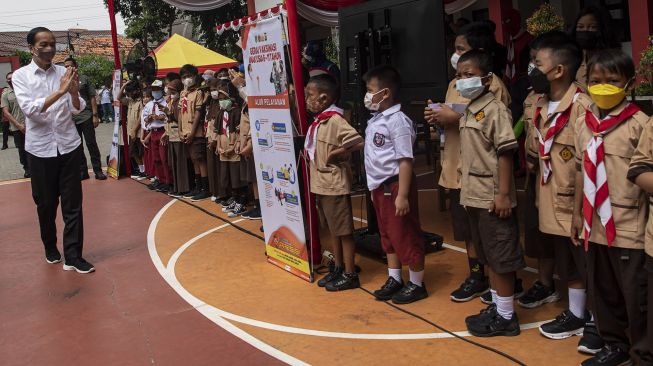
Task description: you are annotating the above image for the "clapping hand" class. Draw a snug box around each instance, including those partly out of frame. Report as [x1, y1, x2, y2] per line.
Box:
[59, 67, 75, 94]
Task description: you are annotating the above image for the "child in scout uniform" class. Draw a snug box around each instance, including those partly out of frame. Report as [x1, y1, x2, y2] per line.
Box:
[179, 64, 210, 201]
[627, 115, 653, 366]
[424, 22, 513, 303]
[525, 34, 604, 352]
[456, 50, 525, 337]
[205, 79, 225, 202]
[164, 79, 191, 197]
[573, 49, 650, 366]
[304, 74, 364, 291]
[141, 89, 154, 180]
[142, 80, 171, 193]
[363, 65, 428, 304]
[215, 85, 247, 216]
[118, 80, 146, 179]
[238, 101, 262, 220]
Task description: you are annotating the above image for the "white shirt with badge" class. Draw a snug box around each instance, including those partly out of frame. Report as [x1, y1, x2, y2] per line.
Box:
[11, 60, 86, 158]
[141, 97, 168, 130]
[364, 104, 416, 190]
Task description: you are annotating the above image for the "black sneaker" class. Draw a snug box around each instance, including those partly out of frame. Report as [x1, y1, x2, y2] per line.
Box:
[45, 250, 62, 264]
[63, 258, 95, 274]
[373, 277, 404, 301]
[578, 321, 605, 355]
[168, 191, 183, 198]
[580, 345, 632, 366]
[221, 197, 236, 207]
[517, 281, 560, 308]
[136, 172, 147, 181]
[326, 272, 360, 292]
[156, 184, 170, 193]
[148, 180, 160, 190]
[450, 276, 489, 302]
[467, 309, 521, 337]
[465, 303, 497, 326]
[228, 202, 247, 217]
[24, 171, 31, 178]
[539, 310, 586, 339]
[191, 190, 211, 202]
[216, 196, 230, 205]
[183, 188, 198, 198]
[242, 207, 262, 220]
[222, 200, 238, 213]
[391, 281, 428, 304]
[480, 278, 524, 305]
[317, 266, 343, 287]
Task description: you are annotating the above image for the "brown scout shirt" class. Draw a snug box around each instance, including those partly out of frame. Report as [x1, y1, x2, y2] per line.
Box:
[165, 98, 182, 143]
[127, 98, 143, 139]
[525, 85, 593, 237]
[574, 101, 650, 249]
[217, 107, 242, 162]
[627, 116, 653, 256]
[459, 92, 518, 209]
[205, 101, 219, 147]
[309, 114, 363, 196]
[439, 76, 511, 189]
[179, 88, 205, 138]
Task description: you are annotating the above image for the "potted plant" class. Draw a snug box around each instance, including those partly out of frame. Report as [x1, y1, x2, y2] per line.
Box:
[633, 35, 653, 114]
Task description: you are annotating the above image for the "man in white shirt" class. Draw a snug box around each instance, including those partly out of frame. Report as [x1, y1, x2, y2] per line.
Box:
[100, 84, 113, 123]
[11, 27, 94, 274]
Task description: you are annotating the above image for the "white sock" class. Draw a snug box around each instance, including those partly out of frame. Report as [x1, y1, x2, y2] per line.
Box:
[491, 289, 498, 304]
[590, 313, 594, 322]
[388, 268, 402, 282]
[409, 270, 424, 287]
[139, 165, 145, 173]
[496, 295, 514, 320]
[568, 288, 587, 319]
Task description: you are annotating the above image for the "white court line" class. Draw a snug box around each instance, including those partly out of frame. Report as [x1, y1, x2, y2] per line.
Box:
[148, 202, 554, 346]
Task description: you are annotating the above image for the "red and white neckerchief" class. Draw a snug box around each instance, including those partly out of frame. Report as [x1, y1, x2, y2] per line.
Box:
[304, 105, 344, 161]
[221, 111, 230, 138]
[181, 96, 189, 114]
[582, 103, 640, 249]
[533, 89, 581, 185]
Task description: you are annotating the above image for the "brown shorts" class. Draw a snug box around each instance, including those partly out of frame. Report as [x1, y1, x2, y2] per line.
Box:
[219, 160, 245, 190]
[466, 207, 525, 274]
[316, 194, 354, 237]
[448, 188, 471, 242]
[551, 234, 587, 284]
[189, 137, 207, 161]
[128, 137, 144, 159]
[524, 176, 554, 259]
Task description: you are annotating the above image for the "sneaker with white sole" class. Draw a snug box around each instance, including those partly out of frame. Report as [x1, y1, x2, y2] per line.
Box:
[45, 250, 62, 264]
[63, 258, 95, 274]
[539, 310, 586, 339]
[517, 280, 560, 308]
[228, 203, 247, 217]
[222, 200, 237, 213]
[241, 207, 262, 220]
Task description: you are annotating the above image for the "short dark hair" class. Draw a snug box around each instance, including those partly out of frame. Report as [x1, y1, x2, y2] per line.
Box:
[6, 71, 12, 78]
[27, 27, 52, 45]
[307, 74, 339, 102]
[458, 22, 495, 50]
[536, 31, 582, 78]
[64, 56, 77, 67]
[363, 64, 401, 95]
[180, 64, 198, 77]
[166, 72, 180, 81]
[587, 49, 635, 82]
[530, 30, 570, 51]
[458, 49, 493, 75]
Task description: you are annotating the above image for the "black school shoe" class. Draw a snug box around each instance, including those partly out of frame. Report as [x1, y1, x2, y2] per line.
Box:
[191, 189, 211, 202]
[450, 276, 490, 302]
[391, 281, 428, 304]
[539, 310, 586, 339]
[580, 345, 632, 366]
[183, 188, 198, 198]
[480, 278, 525, 305]
[465, 303, 497, 326]
[63, 258, 95, 274]
[578, 321, 606, 355]
[45, 250, 62, 264]
[467, 306, 521, 337]
[156, 184, 170, 193]
[517, 280, 560, 308]
[325, 272, 360, 292]
[317, 266, 343, 287]
[373, 277, 404, 301]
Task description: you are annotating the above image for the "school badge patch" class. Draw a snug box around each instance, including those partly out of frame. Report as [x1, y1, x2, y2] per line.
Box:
[475, 111, 485, 121]
[373, 132, 385, 147]
[559, 147, 572, 162]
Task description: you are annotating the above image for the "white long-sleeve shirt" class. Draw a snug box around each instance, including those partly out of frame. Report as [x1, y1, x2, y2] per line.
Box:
[142, 98, 168, 130]
[12, 60, 86, 158]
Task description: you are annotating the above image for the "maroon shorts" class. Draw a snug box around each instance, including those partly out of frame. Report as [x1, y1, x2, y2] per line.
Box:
[371, 176, 424, 266]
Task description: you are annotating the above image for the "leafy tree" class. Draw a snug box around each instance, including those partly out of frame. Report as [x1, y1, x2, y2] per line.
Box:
[185, 0, 247, 60]
[108, 0, 179, 49]
[76, 54, 115, 88]
[14, 50, 32, 66]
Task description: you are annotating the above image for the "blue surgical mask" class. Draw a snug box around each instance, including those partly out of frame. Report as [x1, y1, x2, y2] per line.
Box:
[151, 90, 163, 100]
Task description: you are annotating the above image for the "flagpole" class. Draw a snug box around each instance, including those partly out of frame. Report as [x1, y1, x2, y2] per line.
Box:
[107, 0, 131, 177]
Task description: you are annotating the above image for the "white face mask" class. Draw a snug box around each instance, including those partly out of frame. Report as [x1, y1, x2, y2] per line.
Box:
[211, 90, 220, 100]
[364, 88, 387, 111]
[182, 77, 195, 88]
[455, 74, 490, 100]
[450, 53, 461, 70]
[527, 62, 536, 75]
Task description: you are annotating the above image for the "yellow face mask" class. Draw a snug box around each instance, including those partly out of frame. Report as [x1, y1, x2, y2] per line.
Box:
[588, 83, 627, 110]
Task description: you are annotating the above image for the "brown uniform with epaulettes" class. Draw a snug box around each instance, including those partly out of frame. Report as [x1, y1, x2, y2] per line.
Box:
[165, 97, 191, 193]
[216, 106, 245, 190]
[575, 101, 649, 360]
[204, 101, 223, 197]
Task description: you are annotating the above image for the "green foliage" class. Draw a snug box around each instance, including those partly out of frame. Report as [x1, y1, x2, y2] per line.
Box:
[636, 36, 653, 96]
[185, 0, 247, 60]
[76, 54, 115, 88]
[108, 0, 179, 48]
[14, 50, 32, 66]
[324, 34, 339, 65]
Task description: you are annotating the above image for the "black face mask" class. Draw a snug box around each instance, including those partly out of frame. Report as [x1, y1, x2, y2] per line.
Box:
[576, 31, 600, 50]
[528, 67, 551, 94]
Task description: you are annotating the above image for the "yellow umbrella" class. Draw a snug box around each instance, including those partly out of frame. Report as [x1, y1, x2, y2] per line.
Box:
[153, 33, 238, 77]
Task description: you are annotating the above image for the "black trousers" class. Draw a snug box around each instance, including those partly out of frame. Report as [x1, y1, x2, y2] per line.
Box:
[2, 121, 9, 147]
[28, 146, 84, 261]
[75, 119, 102, 174]
[13, 131, 28, 173]
[587, 243, 648, 361]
